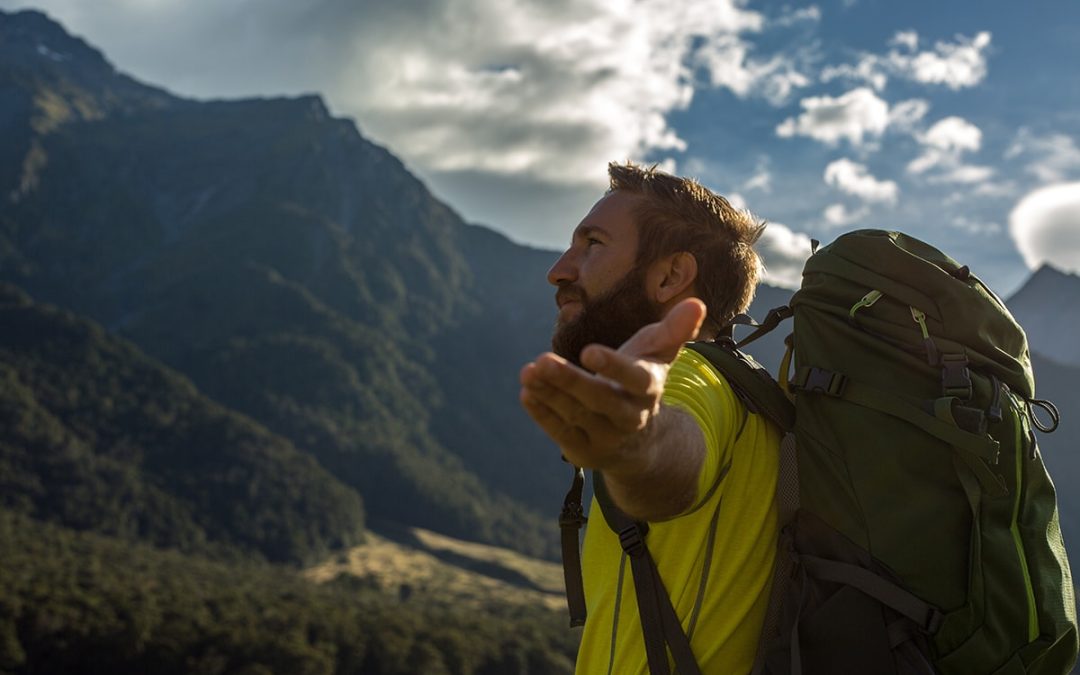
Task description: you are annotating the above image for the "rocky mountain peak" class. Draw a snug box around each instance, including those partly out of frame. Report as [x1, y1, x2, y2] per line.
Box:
[1008, 263, 1080, 368]
[1, 9, 107, 67]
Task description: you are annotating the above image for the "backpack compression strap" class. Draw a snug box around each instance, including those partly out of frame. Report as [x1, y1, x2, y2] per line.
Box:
[594, 471, 703, 675]
[560, 466, 588, 627]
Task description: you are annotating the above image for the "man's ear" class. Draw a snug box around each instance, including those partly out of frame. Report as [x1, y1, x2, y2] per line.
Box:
[650, 251, 699, 304]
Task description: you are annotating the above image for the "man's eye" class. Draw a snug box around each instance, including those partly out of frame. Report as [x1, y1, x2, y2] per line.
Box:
[587, 237, 603, 247]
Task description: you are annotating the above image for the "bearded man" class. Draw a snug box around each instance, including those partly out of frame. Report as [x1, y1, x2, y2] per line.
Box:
[519, 162, 780, 674]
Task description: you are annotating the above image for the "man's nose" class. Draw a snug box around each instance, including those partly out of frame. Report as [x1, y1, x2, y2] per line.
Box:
[547, 250, 577, 287]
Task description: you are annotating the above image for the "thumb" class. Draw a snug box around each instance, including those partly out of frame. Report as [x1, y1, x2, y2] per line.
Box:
[621, 298, 707, 363]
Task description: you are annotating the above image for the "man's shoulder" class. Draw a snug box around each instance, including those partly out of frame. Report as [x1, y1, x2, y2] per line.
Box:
[672, 346, 741, 396]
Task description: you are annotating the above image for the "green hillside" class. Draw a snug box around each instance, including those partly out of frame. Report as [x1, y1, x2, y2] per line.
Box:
[0, 8, 558, 558]
[0, 283, 365, 565]
[0, 509, 576, 675]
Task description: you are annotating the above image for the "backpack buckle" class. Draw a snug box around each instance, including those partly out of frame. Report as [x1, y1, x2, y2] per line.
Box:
[559, 503, 586, 529]
[801, 367, 847, 397]
[941, 354, 973, 399]
[617, 523, 648, 558]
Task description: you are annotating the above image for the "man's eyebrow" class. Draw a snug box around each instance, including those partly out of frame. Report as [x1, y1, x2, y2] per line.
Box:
[572, 224, 611, 241]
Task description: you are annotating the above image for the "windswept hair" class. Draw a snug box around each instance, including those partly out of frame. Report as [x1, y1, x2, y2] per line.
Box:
[608, 161, 766, 335]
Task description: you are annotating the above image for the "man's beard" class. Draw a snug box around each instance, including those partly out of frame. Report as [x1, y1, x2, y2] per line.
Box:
[551, 266, 663, 366]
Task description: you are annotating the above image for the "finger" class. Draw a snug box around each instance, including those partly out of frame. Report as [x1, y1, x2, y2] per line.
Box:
[580, 345, 662, 398]
[519, 386, 591, 451]
[619, 298, 706, 363]
[526, 370, 644, 435]
[524, 369, 643, 433]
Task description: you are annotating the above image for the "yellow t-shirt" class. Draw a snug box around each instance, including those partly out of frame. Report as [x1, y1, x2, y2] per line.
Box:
[575, 347, 780, 675]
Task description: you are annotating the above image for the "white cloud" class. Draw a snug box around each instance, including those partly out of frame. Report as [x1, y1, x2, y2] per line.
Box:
[820, 56, 888, 91]
[887, 99, 930, 134]
[1009, 183, 1080, 273]
[15, 0, 809, 249]
[726, 192, 748, 210]
[327, 0, 815, 197]
[756, 222, 814, 288]
[696, 39, 812, 106]
[742, 158, 772, 192]
[888, 31, 992, 90]
[776, 87, 889, 146]
[908, 116, 991, 182]
[819, 31, 992, 92]
[922, 116, 982, 152]
[952, 216, 1002, 235]
[823, 203, 869, 227]
[757, 64, 813, 106]
[1006, 128, 1080, 183]
[771, 5, 822, 28]
[823, 158, 898, 204]
[890, 30, 919, 52]
[973, 181, 1018, 198]
[932, 165, 995, 184]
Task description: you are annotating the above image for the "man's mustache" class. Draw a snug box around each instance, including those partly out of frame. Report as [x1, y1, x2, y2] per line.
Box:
[556, 285, 587, 308]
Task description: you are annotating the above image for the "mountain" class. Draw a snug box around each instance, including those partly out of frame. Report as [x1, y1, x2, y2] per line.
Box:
[742, 282, 796, 373]
[0, 283, 365, 564]
[2, 6, 1076, 568]
[1028, 352, 1080, 554]
[0, 8, 556, 558]
[1005, 266, 1080, 551]
[1008, 264, 1080, 368]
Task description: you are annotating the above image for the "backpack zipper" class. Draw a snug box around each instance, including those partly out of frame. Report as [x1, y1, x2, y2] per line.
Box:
[848, 289, 883, 319]
[1007, 390, 1039, 642]
[909, 307, 940, 365]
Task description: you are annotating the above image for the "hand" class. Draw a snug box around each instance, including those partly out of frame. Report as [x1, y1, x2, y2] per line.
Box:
[519, 298, 706, 471]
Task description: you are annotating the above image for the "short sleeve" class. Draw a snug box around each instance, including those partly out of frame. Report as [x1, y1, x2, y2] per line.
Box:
[661, 347, 746, 513]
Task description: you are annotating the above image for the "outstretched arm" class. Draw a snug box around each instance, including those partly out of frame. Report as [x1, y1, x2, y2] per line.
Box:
[520, 298, 708, 521]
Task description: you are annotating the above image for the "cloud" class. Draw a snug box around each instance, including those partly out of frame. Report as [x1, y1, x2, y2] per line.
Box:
[695, 39, 812, 106]
[726, 192, 748, 210]
[1006, 128, 1080, 183]
[823, 158, 898, 204]
[932, 165, 994, 184]
[972, 181, 1018, 198]
[823, 203, 869, 227]
[776, 87, 889, 146]
[8, 0, 831, 250]
[951, 216, 1002, 235]
[1009, 183, 1080, 273]
[756, 222, 814, 288]
[770, 5, 822, 28]
[887, 98, 930, 134]
[819, 31, 992, 92]
[17, 0, 796, 188]
[921, 116, 982, 152]
[889, 31, 992, 90]
[820, 57, 887, 91]
[907, 116, 992, 182]
[742, 158, 772, 192]
[890, 30, 919, 52]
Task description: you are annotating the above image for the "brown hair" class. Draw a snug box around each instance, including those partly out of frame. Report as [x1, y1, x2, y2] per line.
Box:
[607, 161, 766, 335]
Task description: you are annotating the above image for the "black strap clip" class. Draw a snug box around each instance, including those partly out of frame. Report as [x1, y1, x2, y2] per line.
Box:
[617, 523, 649, 558]
[559, 503, 586, 529]
[799, 367, 847, 397]
[940, 353, 973, 400]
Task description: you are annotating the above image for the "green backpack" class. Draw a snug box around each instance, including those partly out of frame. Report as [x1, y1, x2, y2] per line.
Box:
[560, 229, 1078, 674]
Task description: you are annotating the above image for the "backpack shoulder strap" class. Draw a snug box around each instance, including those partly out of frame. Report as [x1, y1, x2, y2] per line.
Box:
[593, 471, 703, 675]
[686, 338, 795, 433]
[686, 334, 802, 675]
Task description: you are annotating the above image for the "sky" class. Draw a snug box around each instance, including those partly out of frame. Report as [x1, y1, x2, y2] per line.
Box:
[4, 0, 1080, 295]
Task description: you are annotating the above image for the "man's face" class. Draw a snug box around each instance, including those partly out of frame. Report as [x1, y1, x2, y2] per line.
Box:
[547, 191, 663, 364]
